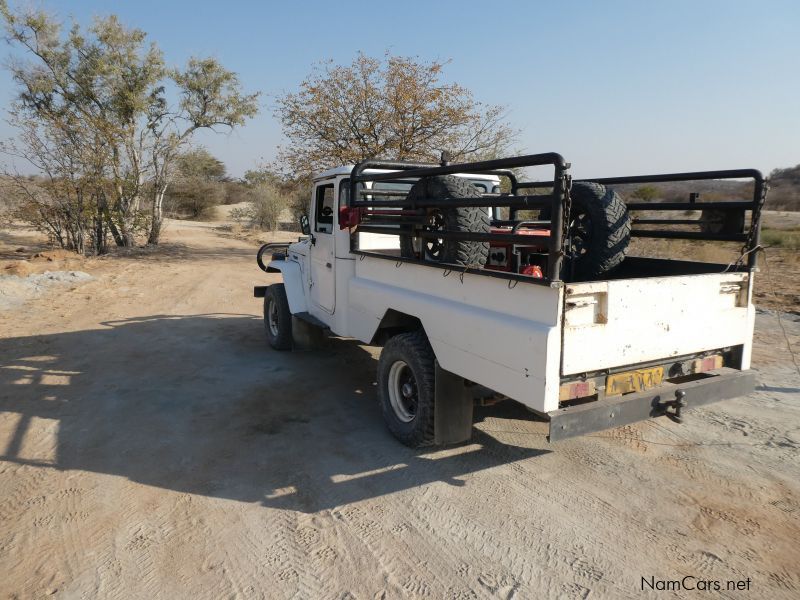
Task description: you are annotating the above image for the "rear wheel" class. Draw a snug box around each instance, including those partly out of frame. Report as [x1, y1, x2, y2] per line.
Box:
[264, 284, 292, 350]
[400, 175, 490, 267]
[377, 330, 436, 447]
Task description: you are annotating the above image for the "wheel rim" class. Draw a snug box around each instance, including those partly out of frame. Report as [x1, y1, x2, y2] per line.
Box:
[423, 209, 445, 261]
[569, 210, 593, 258]
[267, 298, 279, 336]
[387, 360, 418, 423]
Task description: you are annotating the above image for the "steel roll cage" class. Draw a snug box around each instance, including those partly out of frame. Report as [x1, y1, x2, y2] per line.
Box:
[344, 153, 766, 285]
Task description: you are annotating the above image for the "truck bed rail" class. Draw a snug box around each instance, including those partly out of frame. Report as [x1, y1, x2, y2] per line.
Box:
[518, 168, 767, 270]
[346, 154, 766, 284]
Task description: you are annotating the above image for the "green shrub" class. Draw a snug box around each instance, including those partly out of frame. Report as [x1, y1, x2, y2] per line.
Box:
[230, 184, 287, 231]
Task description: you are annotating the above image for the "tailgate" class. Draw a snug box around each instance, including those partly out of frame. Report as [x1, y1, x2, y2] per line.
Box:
[561, 272, 753, 375]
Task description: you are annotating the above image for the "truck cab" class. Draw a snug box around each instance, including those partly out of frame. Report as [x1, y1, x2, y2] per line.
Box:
[272, 167, 502, 334]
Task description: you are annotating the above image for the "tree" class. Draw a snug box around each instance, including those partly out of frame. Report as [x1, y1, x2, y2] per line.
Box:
[176, 148, 226, 181]
[0, 3, 259, 252]
[767, 164, 800, 211]
[770, 164, 800, 183]
[274, 52, 517, 175]
[164, 148, 227, 219]
[243, 167, 282, 188]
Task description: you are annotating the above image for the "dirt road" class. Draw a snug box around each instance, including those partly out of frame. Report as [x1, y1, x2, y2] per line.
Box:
[1, 219, 798, 599]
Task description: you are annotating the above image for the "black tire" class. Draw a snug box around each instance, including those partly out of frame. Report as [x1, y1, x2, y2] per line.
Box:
[377, 330, 436, 447]
[541, 182, 631, 279]
[264, 284, 292, 350]
[400, 175, 489, 267]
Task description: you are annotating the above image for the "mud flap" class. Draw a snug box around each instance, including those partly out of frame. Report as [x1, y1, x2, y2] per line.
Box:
[434, 361, 473, 445]
[291, 316, 328, 350]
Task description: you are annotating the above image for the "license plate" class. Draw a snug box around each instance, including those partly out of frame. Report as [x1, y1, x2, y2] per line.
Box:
[606, 366, 664, 397]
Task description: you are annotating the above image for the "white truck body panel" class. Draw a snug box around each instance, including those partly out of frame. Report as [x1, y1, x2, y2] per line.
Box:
[268, 259, 308, 314]
[561, 272, 754, 375]
[347, 257, 564, 412]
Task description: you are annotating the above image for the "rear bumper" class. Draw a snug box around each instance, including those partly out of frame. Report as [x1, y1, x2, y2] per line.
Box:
[547, 367, 755, 442]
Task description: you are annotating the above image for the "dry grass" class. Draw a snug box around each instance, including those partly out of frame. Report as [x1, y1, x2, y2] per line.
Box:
[753, 248, 800, 314]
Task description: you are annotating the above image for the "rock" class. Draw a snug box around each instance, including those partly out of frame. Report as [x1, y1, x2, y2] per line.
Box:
[0, 270, 93, 310]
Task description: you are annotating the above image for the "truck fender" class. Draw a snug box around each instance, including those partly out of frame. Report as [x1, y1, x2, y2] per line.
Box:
[253, 260, 308, 315]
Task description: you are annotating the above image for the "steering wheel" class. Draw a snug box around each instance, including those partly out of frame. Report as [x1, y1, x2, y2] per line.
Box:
[321, 206, 333, 217]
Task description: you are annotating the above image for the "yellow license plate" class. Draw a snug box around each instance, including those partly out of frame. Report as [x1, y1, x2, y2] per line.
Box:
[606, 366, 664, 397]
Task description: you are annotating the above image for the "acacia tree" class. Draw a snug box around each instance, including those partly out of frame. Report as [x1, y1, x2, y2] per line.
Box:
[0, 3, 259, 252]
[164, 147, 227, 219]
[2, 99, 111, 253]
[275, 52, 517, 175]
[177, 147, 226, 181]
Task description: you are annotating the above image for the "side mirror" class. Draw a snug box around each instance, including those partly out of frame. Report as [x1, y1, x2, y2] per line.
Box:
[299, 214, 310, 236]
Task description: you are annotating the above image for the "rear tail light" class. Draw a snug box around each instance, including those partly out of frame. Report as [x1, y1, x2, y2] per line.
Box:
[691, 354, 723, 374]
[559, 380, 597, 401]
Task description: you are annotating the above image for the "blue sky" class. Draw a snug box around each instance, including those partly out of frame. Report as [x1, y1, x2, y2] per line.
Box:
[1, 0, 798, 178]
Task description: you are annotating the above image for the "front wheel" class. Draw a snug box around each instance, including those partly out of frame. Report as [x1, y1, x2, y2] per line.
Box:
[264, 284, 292, 350]
[377, 330, 436, 447]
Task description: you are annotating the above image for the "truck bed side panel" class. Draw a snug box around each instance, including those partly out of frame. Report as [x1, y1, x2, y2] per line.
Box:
[348, 258, 563, 412]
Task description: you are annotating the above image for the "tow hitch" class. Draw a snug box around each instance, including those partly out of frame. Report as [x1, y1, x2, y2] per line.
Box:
[662, 389, 687, 423]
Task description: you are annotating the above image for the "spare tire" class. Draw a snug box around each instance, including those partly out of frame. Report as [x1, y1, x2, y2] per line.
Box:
[400, 175, 490, 267]
[541, 182, 631, 279]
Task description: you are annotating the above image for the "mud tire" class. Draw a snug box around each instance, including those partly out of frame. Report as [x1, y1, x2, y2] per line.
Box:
[377, 330, 436, 447]
[399, 175, 490, 267]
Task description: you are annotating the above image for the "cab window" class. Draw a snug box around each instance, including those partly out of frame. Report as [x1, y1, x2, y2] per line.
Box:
[315, 184, 335, 233]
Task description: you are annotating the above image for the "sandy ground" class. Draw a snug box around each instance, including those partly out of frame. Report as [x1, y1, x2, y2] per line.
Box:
[0, 217, 798, 599]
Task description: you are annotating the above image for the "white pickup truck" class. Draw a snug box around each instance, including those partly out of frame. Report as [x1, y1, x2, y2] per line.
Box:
[255, 153, 766, 446]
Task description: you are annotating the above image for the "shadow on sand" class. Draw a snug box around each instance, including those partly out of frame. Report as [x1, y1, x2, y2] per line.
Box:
[0, 314, 548, 513]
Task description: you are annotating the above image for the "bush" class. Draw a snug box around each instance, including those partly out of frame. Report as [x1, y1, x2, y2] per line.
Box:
[249, 184, 286, 230]
[223, 181, 250, 205]
[229, 184, 287, 231]
[287, 180, 312, 219]
[631, 185, 659, 202]
[164, 178, 225, 220]
[244, 167, 311, 218]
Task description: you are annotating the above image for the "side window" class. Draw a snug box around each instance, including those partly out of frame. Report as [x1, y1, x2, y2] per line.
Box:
[314, 184, 335, 233]
[339, 178, 368, 207]
[338, 178, 351, 207]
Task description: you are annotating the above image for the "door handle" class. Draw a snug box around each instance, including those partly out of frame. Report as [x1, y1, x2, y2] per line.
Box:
[326, 262, 332, 269]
